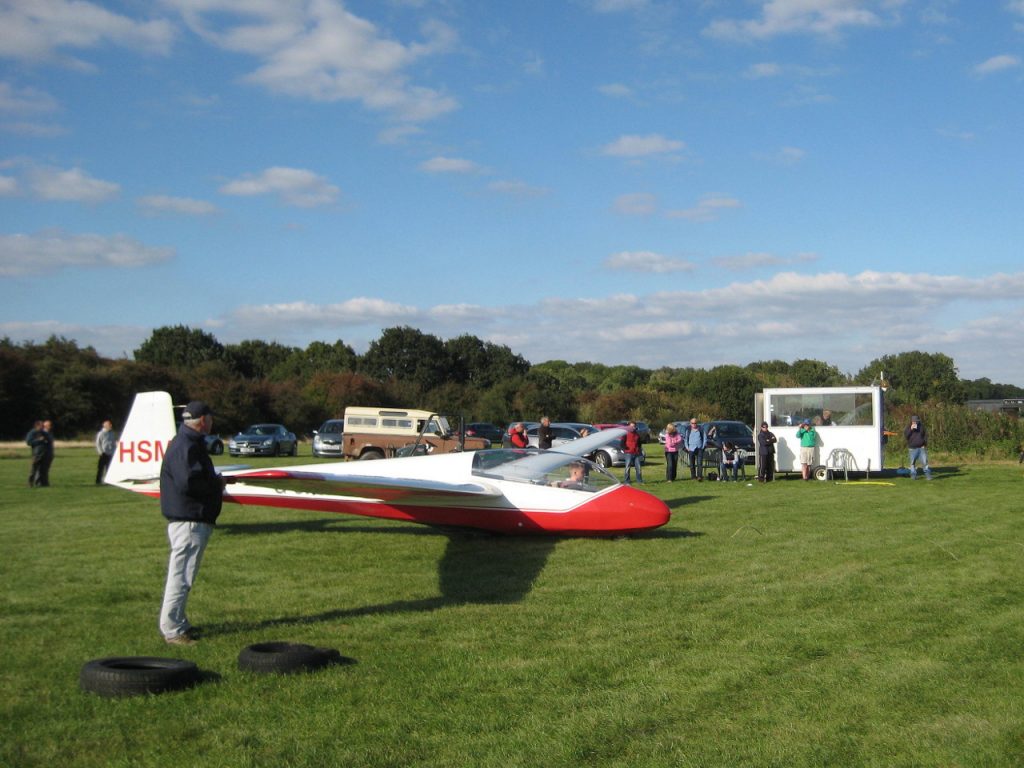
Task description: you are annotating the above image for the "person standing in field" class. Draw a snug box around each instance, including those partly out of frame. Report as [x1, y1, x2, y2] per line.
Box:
[904, 414, 932, 480]
[796, 419, 817, 481]
[683, 419, 706, 481]
[537, 416, 554, 450]
[95, 419, 117, 485]
[25, 420, 46, 487]
[36, 420, 55, 487]
[756, 422, 777, 482]
[159, 400, 228, 645]
[663, 422, 681, 482]
[623, 421, 644, 484]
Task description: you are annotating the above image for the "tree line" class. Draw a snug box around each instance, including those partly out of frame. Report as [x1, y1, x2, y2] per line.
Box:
[2, 326, 1022, 452]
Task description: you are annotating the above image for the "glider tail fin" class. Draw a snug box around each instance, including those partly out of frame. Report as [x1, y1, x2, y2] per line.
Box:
[104, 391, 176, 488]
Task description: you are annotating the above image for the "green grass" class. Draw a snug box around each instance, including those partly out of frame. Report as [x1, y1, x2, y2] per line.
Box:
[2, 447, 1023, 767]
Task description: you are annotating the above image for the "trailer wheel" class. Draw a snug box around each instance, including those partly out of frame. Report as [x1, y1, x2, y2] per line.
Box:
[238, 642, 342, 675]
[813, 465, 829, 481]
[80, 657, 200, 698]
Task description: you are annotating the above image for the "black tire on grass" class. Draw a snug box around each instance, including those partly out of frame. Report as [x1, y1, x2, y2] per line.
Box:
[80, 657, 200, 697]
[238, 642, 341, 675]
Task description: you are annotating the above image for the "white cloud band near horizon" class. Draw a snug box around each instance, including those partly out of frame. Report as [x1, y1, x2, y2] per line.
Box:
[4, 270, 1023, 384]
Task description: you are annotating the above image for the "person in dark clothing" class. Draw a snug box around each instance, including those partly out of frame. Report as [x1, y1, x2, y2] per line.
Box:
[537, 416, 554, 450]
[904, 415, 932, 480]
[756, 422, 777, 482]
[35, 420, 55, 486]
[158, 400, 227, 645]
[26, 420, 46, 487]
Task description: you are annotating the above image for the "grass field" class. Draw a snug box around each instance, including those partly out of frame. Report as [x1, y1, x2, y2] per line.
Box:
[2, 446, 1023, 767]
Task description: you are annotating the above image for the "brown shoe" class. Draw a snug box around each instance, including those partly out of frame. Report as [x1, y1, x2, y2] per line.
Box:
[165, 633, 198, 646]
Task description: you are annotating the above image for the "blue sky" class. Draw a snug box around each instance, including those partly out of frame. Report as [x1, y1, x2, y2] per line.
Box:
[2, 0, 1023, 385]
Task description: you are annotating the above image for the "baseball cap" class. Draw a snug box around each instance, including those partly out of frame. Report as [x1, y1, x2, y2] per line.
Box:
[802, 418, 811, 425]
[182, 400, 214, 419]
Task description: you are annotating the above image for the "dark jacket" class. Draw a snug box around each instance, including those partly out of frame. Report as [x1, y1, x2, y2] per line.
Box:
[537, 423, 554, 450]
[905, 423, 927, 449]
[757, 429, 777, 455]
[160, 424, 223, 524]
[26, 428, 48, 458]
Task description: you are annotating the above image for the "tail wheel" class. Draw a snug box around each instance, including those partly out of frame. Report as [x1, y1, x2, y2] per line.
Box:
[813, 465, 829, 481]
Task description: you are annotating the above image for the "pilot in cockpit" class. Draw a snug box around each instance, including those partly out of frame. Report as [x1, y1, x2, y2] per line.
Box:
[550, 461, 590, 490]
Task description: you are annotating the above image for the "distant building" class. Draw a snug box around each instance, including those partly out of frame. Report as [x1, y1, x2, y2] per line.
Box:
[966, 398, 1023, 416]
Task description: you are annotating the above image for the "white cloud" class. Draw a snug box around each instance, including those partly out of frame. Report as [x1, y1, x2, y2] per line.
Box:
[0, 82, 58, 114]
[0, 175, 18, 195]
[605, 251, 696, 274]
[711, 251, 819, 270]
[419, 156, 485, 174]
[165, 0, 457, 124]
[486, 179, 550, 197]
[601, 133, 685, 158]
[705, 0, 898, 42]
[973, 54, 1021, 75]
[613, 192, 658, 216]
[27, 165, 119, 202]
[138, 195, 220, 216]
[0, 230, 174, 276]
[746, 62, 783, 78]
[592, 0, 649, 11]
[665, 195, 741, 222]
[0, 0, 174, 66]
[598, 83, 633, 97]
[220, 166, 340, 207]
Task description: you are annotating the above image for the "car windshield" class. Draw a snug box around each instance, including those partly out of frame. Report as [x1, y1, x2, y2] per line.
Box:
[248, 425, 277, 435]
[712, 424, 752, 439]
[472, 449, 617, 492]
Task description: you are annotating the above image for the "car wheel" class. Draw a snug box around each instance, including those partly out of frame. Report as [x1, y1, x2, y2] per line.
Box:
[237, 642, 343, 675]
[209, 440, 223, 456]
[80, 657, 201, 698]
[359, 449, 385, 460]
[272, 443, 280, 457]
[594, 451, 611, 468]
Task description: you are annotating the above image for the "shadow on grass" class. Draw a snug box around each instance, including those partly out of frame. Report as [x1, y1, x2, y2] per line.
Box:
[206, 520, 697, 636]
[218, 517, 437, 536]
[203, 534, 559, 636]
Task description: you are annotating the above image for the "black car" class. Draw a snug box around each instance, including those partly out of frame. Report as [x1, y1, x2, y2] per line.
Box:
[311, 419, 344, 459]
[701, 420, 755, 463]
[229, 423, 298, 457]
[465, 422, 504, 444]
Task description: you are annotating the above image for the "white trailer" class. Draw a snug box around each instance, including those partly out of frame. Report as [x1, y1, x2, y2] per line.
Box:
[753, 386, 886, 480]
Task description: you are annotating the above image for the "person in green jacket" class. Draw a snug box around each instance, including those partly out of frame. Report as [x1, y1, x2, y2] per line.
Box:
[796, 419, 817, 481]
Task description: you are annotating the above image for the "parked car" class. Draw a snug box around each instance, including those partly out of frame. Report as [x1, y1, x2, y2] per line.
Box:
[587, 424, 647, 468]
[465, 422, 504, 444]
[525, 423, 582, 449]
[702, 420, 756, 463]
[229, 423, 298, 457]
[311, 419, 344, 459]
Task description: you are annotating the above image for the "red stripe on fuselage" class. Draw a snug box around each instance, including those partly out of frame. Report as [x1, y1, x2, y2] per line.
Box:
[222, 483, 669, 536]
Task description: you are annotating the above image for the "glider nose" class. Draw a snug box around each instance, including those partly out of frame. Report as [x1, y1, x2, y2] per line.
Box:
[612, 484, 671, 533]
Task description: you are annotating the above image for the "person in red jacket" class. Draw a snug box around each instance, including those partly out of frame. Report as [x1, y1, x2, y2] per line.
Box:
[509, 422, 530, 449]
[623, 421, 644, 484]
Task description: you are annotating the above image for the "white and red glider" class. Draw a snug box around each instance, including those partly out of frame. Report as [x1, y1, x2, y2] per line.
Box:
[106, 392, 670, 536]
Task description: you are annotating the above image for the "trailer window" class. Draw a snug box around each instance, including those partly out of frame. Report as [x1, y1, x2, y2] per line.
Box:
[768, 393, 874, 427]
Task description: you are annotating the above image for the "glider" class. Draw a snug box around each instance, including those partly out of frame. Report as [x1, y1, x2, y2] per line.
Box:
[105, 392, 671, 536]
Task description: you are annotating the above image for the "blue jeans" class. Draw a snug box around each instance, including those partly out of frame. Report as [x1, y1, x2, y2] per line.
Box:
[160, 521, 213, 639]
[719, 462, 738, 481]
[908, 447, 931, 479]
[624, 453, 643, 483]
[687, 449, 703, 478]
